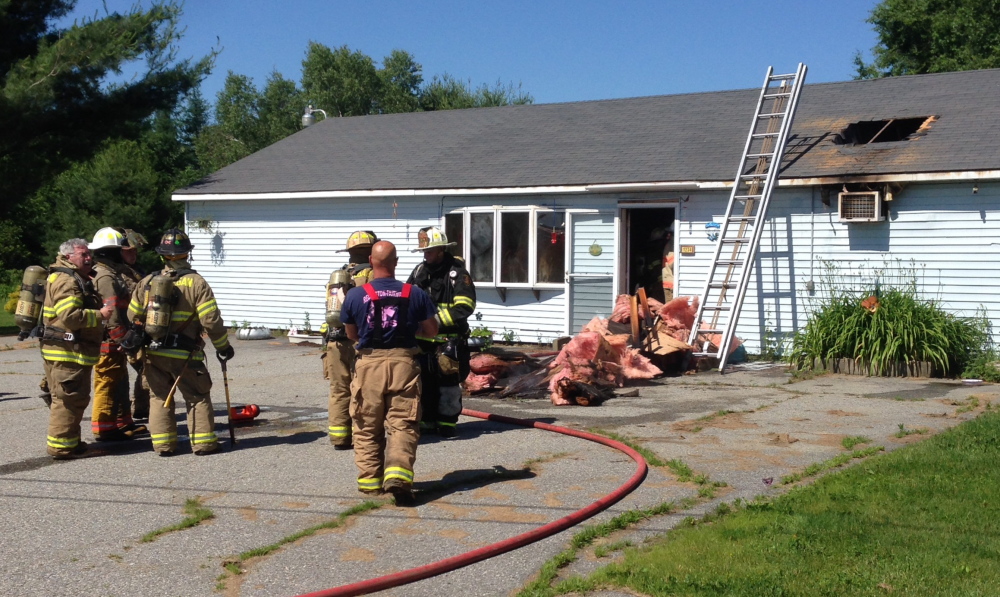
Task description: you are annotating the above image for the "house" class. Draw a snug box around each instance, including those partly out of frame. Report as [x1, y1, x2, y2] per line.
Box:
[174, 68, 1000, 352]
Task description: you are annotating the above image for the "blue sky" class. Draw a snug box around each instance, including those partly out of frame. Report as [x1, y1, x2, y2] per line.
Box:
[60, 0, 881, 106]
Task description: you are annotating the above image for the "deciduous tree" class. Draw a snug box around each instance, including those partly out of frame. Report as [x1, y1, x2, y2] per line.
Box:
[856, 0, 1000, 78]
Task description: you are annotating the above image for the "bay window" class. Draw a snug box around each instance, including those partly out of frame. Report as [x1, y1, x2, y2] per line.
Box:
[445, 208, 566, 288]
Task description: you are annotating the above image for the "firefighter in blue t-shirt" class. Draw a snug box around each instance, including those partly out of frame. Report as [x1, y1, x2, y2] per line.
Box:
[341, 241, 437, 504]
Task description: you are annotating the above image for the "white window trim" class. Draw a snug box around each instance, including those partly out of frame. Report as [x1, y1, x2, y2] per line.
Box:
[446, 206, 567, 290]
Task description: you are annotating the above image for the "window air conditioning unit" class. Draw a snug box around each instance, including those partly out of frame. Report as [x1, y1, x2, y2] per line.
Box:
[838, 191, 884, 222]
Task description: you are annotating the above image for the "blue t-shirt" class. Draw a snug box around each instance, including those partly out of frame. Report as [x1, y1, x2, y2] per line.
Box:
[340, 277, 436, 349]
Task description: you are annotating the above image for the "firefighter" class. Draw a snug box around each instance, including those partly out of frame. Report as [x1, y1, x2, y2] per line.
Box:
[407, 226, 476, 438]
[119, 228, 151, 420]
[126, 228, 234, 456]
[40, 238, 115, 459]
[89, 227, 147, 441]
[318, 231, 377, 450]
[341, 241, 437, 503]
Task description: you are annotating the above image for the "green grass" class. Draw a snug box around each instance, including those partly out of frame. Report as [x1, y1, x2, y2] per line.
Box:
[582, 410, 1000, 596]
[840, 435, 871, 450]
[141, 498, 214, 542]
[0, 309, 17, 335]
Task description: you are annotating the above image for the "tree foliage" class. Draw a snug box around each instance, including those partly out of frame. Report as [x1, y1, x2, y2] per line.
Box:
[195, 71, 301, 173]
[856, 0, 1000, 78]
[0, 0, 211, 269]
[198, 42, 533, 172]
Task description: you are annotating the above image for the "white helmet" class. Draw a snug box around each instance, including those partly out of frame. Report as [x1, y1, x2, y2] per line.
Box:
[89, 227, 125, 251]
[412, 226, 456, 252]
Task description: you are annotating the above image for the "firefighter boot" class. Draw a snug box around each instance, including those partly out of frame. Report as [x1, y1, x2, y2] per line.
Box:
[383, 478, 415, 507]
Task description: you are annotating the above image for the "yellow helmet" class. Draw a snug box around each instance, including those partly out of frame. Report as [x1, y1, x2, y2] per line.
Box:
[89, 227, 126, 251]
[336, 230, 378, 253]
[413, 226, 456, 252]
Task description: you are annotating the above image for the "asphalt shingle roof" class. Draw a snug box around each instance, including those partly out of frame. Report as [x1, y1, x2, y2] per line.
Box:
[175, 69, 1000, 196]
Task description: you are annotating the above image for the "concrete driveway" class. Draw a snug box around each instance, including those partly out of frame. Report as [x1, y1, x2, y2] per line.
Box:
[0, 335, 991, 597]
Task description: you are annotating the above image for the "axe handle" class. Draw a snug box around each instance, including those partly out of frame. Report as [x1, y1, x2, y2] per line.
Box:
[163, 350, 196, 410]
[218, 355, 237, 446]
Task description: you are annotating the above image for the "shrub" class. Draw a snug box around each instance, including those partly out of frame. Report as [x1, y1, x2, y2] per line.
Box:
[789, 260, 991, 377]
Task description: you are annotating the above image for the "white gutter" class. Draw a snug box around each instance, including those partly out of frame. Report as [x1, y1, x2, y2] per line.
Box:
[172, 170, 1000, 202]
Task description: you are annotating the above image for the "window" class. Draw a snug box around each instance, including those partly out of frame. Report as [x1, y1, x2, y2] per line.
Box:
[500, 212, 529, 283]
[469, 212, 494, 283]
[448, 208, 566, 287]
[444, 213, 464, 260]
[536, 211, 565, 283]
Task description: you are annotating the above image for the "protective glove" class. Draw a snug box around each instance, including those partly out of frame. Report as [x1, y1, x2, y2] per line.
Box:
[217, 345, 235, 361]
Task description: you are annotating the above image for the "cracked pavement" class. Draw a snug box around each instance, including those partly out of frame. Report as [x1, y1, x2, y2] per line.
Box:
[0, 335, 991, 596]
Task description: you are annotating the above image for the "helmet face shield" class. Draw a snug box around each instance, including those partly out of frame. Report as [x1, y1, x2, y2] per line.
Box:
[155, 228, 193, 256]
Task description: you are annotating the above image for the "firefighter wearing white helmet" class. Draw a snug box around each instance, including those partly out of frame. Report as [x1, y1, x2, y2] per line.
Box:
[89, 227, 148, 441]
[407, 226, 476, 438]
[127, 228, 233, 456]
[319, 230, 378, 449]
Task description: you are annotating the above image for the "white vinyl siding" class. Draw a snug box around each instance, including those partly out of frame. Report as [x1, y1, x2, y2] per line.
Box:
[183, 180, 1000, 354]
[679, 181, 1000, 353]
[184, 197, 442, 332]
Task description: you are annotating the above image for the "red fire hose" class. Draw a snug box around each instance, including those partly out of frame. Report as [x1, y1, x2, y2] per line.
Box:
[296, 408, 649, 597]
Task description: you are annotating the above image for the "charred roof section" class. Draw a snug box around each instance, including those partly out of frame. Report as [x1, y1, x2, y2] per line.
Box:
[833, 116, 936, 145]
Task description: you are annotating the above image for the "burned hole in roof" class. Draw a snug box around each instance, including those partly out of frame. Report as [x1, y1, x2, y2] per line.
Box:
[833, 116, 936, 145]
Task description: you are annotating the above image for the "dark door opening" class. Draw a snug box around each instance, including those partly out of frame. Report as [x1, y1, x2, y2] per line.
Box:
[624, 207, 675, 303]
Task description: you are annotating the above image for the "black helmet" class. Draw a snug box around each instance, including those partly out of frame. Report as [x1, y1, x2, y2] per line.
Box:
[155, 228, 194, 256]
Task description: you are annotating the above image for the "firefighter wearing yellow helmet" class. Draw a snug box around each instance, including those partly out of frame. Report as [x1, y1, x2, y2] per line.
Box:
[126, 228, 234, 456]
[89, 227, 148, 441]
[407, 226, 476, 438]
[319, 230, 378, 449]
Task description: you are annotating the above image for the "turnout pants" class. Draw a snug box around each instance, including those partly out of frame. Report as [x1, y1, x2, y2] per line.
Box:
[130, 355, 150, 418]
[418, 340, 469, 431]
[325, 339, 356, 447]
[350, 348, 422, 492]
[91, 351, 134, 437]
[144, 354, 218, 454]
[44, 360, 92, 457]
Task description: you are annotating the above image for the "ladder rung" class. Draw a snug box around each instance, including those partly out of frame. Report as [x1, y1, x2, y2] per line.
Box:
[733, 195, 761, 200]
[769, 73, 797, 81]
[740, 173, 769, 179]
[752, 132, 780, 138]
[715, 259, 744, 266]
[757, 112, 787, 118]
[707, 283, 737, 290]
[728, 215, 757, 222]
[763, 92, 791, 99]
[719, 238, 747, 244]
[702, 306, 732, 312]
[692, 351, 721, 357]
[696, 328, 724, 335]
[746, 153, 774, 159]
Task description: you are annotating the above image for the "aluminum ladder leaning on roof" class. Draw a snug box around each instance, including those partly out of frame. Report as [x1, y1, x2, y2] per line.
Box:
[688, 63, 807, 372]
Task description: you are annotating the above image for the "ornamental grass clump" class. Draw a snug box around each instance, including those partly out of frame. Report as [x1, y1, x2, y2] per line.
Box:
[789, 264, 991, 377]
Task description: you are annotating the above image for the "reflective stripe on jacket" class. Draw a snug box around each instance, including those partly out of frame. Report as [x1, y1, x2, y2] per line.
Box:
[40, 256, 103, 366]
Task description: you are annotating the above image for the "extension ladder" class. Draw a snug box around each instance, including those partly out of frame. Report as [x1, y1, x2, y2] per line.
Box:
[688, 64, 807, 371]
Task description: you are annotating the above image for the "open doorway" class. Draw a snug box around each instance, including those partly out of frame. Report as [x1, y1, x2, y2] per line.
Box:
[623, 207, 675, 303]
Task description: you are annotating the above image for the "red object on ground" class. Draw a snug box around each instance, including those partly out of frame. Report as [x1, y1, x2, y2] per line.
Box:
[229, 404, 260, 421]
[295, 408, 648, 597]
